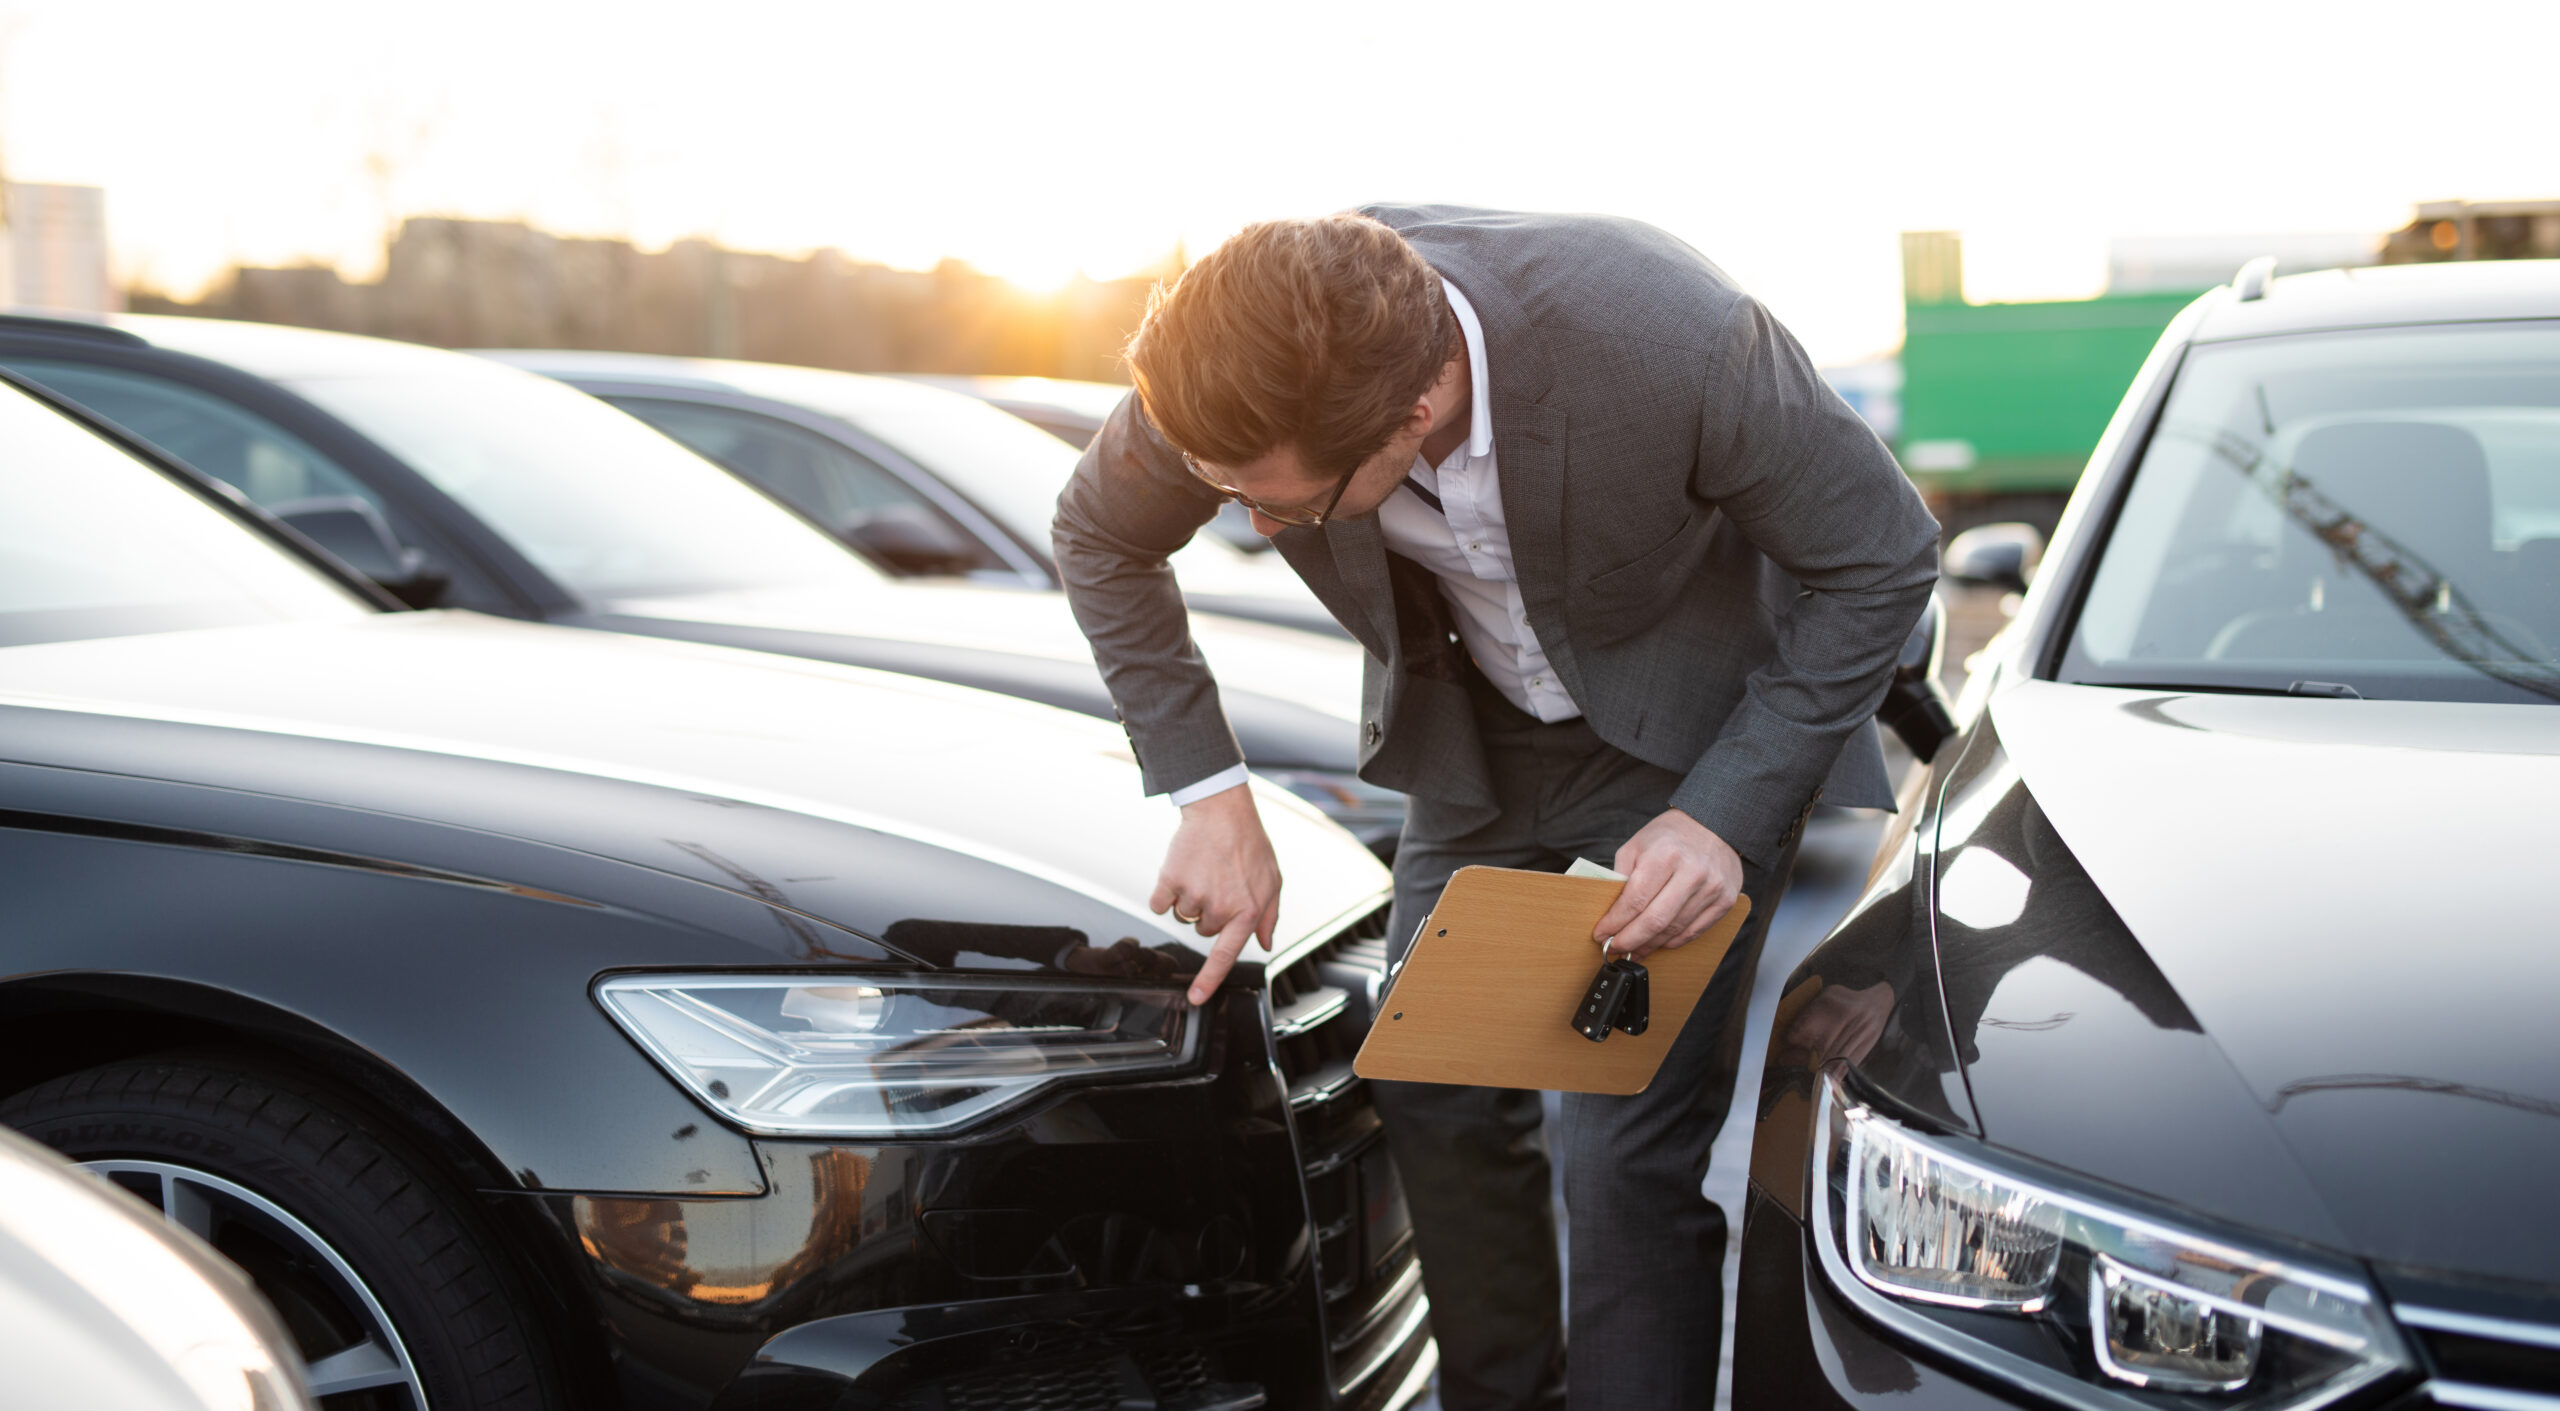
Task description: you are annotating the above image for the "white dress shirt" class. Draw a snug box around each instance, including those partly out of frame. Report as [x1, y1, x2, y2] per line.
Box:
[1170, 278, 1580, 807]
[1375, 278, 1582, 724]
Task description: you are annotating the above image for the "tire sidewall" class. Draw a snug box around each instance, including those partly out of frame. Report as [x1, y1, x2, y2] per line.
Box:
[5, 1059, 550, 1410]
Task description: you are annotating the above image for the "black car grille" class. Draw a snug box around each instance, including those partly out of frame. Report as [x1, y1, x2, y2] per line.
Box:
[913, 1357, 1126, 1411]
[2404, 1305, 2560, 1409]
[895, 1345, 1224, 1411]
[1267, 904, 1428, 1400]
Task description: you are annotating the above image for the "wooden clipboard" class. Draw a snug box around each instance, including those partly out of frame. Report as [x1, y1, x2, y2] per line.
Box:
[1352, 866, 1752, 1095]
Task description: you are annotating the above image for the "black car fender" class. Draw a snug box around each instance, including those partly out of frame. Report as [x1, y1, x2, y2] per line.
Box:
[0, 796, 771, 1196]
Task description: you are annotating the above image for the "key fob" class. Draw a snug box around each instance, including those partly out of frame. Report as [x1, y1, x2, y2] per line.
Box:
[1573, 955, 1651, 1043]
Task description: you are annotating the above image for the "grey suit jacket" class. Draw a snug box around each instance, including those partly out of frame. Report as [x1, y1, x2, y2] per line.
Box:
[1052, 205, 1940, 867]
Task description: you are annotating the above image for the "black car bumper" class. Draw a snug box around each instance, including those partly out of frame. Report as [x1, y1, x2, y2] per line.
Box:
[514, 912, 1431, 1411]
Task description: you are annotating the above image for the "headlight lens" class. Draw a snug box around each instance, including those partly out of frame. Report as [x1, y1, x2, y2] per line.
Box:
[598, 975, 1196, 1137]
[1813, 1070, 2409, 1409]
[1850, 1114, 2064, 1309]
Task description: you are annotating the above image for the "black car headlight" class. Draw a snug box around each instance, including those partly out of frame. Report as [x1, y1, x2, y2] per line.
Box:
[598, 975, 1197, 1137]
[1811, 1070, 2410, 1408]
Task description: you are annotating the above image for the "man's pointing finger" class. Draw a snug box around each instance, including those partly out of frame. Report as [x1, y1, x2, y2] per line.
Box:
[1188, 914, 1256, 1005]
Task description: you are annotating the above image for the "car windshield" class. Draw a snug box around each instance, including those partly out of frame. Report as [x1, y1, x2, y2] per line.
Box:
[2062, 322, 2560, 704]
[283, 360, 884, 602]
[0, 382, 367, 648]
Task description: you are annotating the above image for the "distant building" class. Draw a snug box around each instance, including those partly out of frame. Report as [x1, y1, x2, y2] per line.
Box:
[2381, 199, 2560, 263]
[138, 215, 1163, 384]
[2, 183, 118, 314]
[2106, 232, 2376, 296]
[1818, 357, 1901, 444]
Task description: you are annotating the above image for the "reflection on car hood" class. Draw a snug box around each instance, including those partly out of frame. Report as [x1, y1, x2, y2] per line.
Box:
[608, 581, 1363, 724]
[0, 613, 1387, 957]
[1990, 677, 2560, 1282]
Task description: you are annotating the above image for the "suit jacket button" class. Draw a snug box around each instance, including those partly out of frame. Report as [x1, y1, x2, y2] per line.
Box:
[1364, 721, 1382, 745]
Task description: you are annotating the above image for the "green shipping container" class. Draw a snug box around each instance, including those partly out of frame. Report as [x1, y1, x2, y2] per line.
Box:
[1896, 289, 2191, 495]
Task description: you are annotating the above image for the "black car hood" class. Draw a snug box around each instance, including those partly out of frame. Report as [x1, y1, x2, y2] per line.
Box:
[1970, 680, 2560, 1286]
[0, 613, 1390, 971]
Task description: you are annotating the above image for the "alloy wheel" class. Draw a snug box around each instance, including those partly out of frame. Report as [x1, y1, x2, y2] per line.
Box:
[84, 1159, 429, 1409]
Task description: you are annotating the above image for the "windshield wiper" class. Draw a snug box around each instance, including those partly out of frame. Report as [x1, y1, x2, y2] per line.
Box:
[2079, 679, 2367, 699]
[2078, 680, 2294, 696]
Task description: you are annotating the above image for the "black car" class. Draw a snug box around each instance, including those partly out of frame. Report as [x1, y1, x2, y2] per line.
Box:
[0, 373, 1430, 1410]
[1738, 258, 2560, 1411]
[0, 313, 1407, 856]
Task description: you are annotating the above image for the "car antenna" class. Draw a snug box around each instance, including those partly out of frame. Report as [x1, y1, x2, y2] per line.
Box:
[2233, 255, 2279, 302]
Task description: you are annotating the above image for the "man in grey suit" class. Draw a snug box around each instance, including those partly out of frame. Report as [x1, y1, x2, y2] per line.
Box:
[1053, 206, 1937, 1410]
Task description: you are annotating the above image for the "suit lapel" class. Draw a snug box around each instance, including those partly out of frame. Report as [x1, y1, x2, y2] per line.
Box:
[1323, 515, 1398, 658]
[1271, 523, 1391, 661]
[1398, 226, 1570, 620]
[1495, 399, 1569, 627]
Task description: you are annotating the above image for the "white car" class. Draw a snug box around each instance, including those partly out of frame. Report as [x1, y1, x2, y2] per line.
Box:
[0, 1125, 312, 1410]
[483, 351, 1336, 637]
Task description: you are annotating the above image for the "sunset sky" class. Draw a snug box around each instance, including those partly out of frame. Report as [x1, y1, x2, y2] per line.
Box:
[3, 0, 2553, 363]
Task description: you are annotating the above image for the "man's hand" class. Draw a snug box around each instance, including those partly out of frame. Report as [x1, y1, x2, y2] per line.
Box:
[1591, 808, 1744, 958]
[1152, 785, 1283, 1004]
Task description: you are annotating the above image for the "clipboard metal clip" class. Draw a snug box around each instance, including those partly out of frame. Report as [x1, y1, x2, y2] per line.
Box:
[1572, 956, 1650, 1043]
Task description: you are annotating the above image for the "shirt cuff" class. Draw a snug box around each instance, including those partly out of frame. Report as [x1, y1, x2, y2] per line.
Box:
[1165, 763, 1252, 807]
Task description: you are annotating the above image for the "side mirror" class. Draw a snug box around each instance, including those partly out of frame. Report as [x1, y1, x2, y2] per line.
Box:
[1944, 522, 2044, 596]
[840, 505, 983, 577]
[270, 496, 449, 609]
[1876, 593, 1958, 763]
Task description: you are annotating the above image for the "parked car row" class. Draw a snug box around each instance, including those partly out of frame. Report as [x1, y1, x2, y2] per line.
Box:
[0, 350, 1431, 1407]
[21, 255, 2533, 1411]
[0, 315, 1411, 857]
[1738, 259, 2560, 1410]
[483, 353, 1331, 630]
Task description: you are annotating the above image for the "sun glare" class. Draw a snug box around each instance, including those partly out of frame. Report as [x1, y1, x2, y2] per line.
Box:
[982, 253, 1084, 295]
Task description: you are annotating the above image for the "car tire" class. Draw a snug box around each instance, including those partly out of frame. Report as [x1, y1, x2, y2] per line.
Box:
[2, 1057, 565, 1410]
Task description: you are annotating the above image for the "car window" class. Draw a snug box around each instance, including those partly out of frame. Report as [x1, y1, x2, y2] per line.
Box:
[2063, 322, 2560, 704]
[604, 397, 1007, 574]
[1, 359, 384, 513]
[0, 382, 366, 648]
[279, 360, 884, 603]
[720, 368, 1082, 554]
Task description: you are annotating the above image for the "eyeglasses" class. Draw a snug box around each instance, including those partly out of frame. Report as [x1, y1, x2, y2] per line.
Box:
[1181, 450, 1360, 529]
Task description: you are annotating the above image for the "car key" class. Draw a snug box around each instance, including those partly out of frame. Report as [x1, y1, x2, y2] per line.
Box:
[1573, 954, 1651, 1042]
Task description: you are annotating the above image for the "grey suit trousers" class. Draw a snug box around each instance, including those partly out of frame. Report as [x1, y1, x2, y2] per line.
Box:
[1373, 673, 1808, 1411]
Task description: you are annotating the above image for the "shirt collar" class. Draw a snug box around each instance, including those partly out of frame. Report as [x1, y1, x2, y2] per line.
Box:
[1441, 277, 1495, 460]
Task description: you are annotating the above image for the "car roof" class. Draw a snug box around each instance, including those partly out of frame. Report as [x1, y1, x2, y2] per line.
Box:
[897, 374, 1130, 421]
[2192, 259, 2560, 343]
[108, 312, 504, 382]
[478, 347, 1027, 429]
